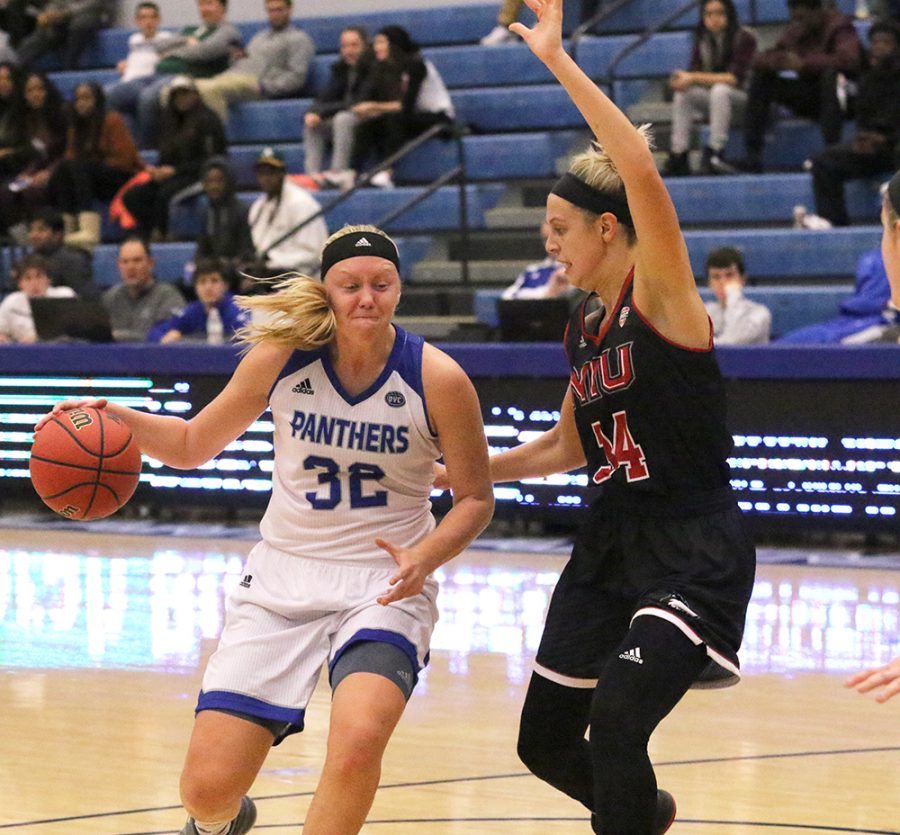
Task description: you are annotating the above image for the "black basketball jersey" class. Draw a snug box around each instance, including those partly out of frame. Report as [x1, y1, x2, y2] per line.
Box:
[564, 272, 732, 496]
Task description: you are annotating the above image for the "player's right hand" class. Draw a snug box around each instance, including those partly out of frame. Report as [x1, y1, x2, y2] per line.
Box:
[35, 398, 109, 432]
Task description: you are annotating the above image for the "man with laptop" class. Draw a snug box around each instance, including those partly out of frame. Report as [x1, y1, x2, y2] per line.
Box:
[0, 255, 75, 344]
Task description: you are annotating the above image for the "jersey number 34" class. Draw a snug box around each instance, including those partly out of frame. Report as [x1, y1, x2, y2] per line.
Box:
[590, 410, 649, 484]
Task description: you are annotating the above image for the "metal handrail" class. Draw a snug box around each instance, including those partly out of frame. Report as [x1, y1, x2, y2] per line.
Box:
[259, 120, 471, 283]
[604, 0, 702, 105]
[569, 0, 641, 62]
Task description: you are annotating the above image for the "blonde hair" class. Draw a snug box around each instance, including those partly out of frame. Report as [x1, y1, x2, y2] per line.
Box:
[235, 224, 399, 350]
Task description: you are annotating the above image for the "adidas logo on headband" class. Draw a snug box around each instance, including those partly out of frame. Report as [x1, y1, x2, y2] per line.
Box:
[320, 229, 400, 277]
[355, 237, 372, 247]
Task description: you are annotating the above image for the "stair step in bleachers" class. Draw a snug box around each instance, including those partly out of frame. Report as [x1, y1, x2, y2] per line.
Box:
[471, 285, 851, 340]
[412, 226, 881, 285]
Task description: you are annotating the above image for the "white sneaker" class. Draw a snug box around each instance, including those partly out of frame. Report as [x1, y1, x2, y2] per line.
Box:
[793, 204, 832, 230]
[480, 25, 514, 45]
[322, 169, 356, 192]
[369, 170, 395, 189]
[792, 204, 808, 229]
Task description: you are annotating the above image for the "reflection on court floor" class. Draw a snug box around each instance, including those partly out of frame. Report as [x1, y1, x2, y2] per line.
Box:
[2, 541, 897, 677]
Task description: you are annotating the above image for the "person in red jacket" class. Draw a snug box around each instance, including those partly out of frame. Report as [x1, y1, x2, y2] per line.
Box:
[739, 0, 862, 172]
[48, 81, 144, 250]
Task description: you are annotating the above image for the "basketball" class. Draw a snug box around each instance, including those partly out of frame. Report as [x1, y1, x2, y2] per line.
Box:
[29, 406, 142, 520]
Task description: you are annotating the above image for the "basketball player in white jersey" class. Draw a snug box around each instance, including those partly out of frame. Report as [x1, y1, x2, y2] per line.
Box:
[36, 225, 494, 835]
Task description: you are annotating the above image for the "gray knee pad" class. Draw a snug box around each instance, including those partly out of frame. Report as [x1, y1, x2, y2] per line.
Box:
[330, 640, 417, 701]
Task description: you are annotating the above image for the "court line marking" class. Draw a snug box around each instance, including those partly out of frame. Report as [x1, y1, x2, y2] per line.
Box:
[3, 747, 898, 831]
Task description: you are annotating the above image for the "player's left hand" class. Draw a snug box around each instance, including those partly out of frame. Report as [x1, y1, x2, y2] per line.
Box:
[845, 657, 900, 704]
[375, 537, 431, 605]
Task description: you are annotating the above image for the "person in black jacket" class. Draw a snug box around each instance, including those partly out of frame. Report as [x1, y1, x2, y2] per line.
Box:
[349, 25, 454, 189]
[192, 156, 254, 282]
[807, 21, 900, 227]
[302, 25, 370, 186]
[122, 74, 227, 241]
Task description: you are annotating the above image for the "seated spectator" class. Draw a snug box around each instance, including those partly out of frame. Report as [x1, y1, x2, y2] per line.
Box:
[15, 0, 115, 70]
[0, 71, 67, 238]
[802, 21, 900, 228]
[104, 2, 178, 121]
[101, 236, 184, 341]
[193, 156, 255, 279]
[703, 246, 771, 344]
[480, 0, 523, 45]
[0, 62, 26, 180]
[246, 146, 328, 287]
[662, 0, 757, 176]
[194, 0, 313, 125]
[739, 0, 862, 173]
[502, 221, 572, 299]
[303, 25, 370, 188]
[27, 208, 95, 297]
[121, 75, 225, 241]
[0, 254, 75, 344]
[136, 0, 239, 147]
[350, 25, 455, 189]
[48, 81, 144, 251]
[155, 257, 248, 343]
[0, 0, 36, 50]
[851, 170, 900, 343]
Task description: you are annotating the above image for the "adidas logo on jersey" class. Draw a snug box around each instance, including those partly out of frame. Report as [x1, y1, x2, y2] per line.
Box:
[292, 378, 314, 395]
[355, 237, 372, 247]
[618, 646, 643, 664]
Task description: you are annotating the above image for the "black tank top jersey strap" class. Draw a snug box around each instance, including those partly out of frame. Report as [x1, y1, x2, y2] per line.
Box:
[563, 271, 733, 500]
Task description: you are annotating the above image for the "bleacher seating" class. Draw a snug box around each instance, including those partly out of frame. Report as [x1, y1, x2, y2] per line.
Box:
[4, 0, 874, 337]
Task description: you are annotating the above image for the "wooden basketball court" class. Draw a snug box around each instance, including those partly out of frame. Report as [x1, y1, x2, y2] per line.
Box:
[2, 526, 898, 834]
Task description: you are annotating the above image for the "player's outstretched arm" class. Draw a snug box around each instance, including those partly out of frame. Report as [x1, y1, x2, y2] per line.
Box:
[845, 657, 900, 704]
[511, 0, 707, 344]
[35, 341, 291, 469]
[377, 346, 494, 605]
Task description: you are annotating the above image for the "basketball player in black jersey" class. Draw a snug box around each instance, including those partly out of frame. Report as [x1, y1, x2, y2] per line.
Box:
[436, 1, 756, 832]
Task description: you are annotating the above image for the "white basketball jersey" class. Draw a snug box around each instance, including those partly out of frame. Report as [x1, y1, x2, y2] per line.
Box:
[260, 327, 441, 563]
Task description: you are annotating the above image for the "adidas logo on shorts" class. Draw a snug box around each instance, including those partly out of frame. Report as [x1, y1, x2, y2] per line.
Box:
[292, 378, 314, 395]
[618, 646, 643, 664]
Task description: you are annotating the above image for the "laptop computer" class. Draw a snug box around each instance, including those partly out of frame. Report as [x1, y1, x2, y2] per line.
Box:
[496, 297, 572, 342]
[30, 297, 113, 343]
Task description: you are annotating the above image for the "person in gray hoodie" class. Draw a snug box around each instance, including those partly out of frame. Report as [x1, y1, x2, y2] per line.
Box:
[194, 0, 314, 124]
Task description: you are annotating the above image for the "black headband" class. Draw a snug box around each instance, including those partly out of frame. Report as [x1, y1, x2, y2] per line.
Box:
[551, 173, 633, 227]
[320, 230, 400, 278]
[888, 170, 900, 216]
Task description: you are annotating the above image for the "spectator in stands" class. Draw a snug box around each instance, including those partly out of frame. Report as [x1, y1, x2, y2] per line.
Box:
[0, 253, 75, 343]
[47, 81, 143, 251]
[0, 62, 26, 180]
[104, 2, 177, 121]
[0, 71, 67, 237]
[502, 221, 571, 299]
[662, 0, 757, 176]
[481, 0, 524, 45]
[15, 0, 115, 70]
[121, 74, 225, 242]
[350, 25, 455, 190]
[801, 21, 900, 228]
[303, 25, 370, 189]
[703, 246, 771, 344]
[155, 257, 248, 343]
[193, 156, 255, 280]
[778, 244, 890, 342]
[27, 208, 95, 297]
[0, 0, 36, 50]
[246, 146, 328, 287]
[739, 0, 862, 173]
[101, 235, 184, 341]
[136, 0, 240, 147]
[876, 170, 900, 343]
[194, 0, 313, 126]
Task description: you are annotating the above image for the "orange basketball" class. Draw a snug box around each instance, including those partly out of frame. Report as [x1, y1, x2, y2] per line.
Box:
[29, 407, 142, 520]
